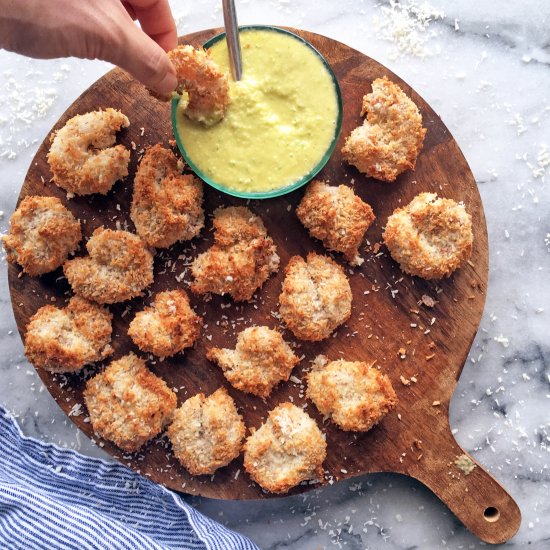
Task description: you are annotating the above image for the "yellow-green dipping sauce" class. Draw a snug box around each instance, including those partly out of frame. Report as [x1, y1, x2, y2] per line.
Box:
[175, 28, 340, 195]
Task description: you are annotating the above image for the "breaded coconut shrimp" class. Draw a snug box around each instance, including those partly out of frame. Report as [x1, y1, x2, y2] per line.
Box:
[307, 355, 397, 432]
[131, 144, 204, 248]
[3, 195, 81, 276]
[296, 180, 375, 266]
[168, 45, 230, 126]
[279, 253, 352, 341]
[207, 326, 300, 398]
[24, 296, 113, 374]
[341, 77, 426, 182]
[84, 353, 177, 453]
[243, 403, 326, 494]
[128, 289, 201, 359]
[190, 206, 279, 302]
[167, 388, 245, 476]
[48, 109, 130, 195]
[64, 227, 154, 304]
[383, 192, 473, 279]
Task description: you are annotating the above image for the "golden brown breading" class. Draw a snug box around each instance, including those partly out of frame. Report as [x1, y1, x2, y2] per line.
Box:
[307, 355, 398, 432]
[279, 253, 352, 341]
[167, 387, 245, 475]
[296, 180, 375, 265]
[64, 227, 154, 304]
[206, 326, 299, 398]
[243, 403, 326, 494]
[341, 77, 426, 182]
[47, 109, 130, 195]
[130, 145, 204, 248]
[2, 195, 81, 276]
[167, 45, 230, 125]
[84, 353, 176, 453]
[24, 296, 113, 373]
[191, 206, 279, 302]
[383, 192, 473, 279]
[128, 289, 201, 358]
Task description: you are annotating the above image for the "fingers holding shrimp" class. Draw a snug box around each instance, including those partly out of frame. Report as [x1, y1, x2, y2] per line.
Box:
[162, 45, 230, 126]
[113, 16, 178, 95]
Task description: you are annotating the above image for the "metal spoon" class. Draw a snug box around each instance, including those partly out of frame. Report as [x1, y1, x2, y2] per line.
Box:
[222, 0, 242, 81]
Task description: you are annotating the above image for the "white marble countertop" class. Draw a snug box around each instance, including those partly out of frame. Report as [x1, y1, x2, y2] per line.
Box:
[1, 1, 549, 548]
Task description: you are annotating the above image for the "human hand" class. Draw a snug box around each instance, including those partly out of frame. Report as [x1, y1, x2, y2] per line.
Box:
[0, 0, 178, 94]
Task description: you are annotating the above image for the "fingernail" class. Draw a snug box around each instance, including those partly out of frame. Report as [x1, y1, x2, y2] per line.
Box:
[156, 71, 178, 95]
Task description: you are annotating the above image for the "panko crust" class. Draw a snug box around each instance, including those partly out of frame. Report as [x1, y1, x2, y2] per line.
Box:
[206, 326, 299, 398]
[167, 45, 230, 125]
[307, 356, 398, 432]
[131, 144, 204, 248]
[128, 289, 201, 358]
[296, 180, 375, 265]
[341, 77, 426, 182]
[243, 403, 326, 494]
[383, 192, 473, 279]
[24, 296, 113, 373]
[64, 227, 154, 304]
[167, 387, 245, 475]
[47, 109, 130, 195]
[191, 206, 280, 302]
[279, 253, 352, 341]
[84, 353, 177, 453]
[2, 195, 81, 276]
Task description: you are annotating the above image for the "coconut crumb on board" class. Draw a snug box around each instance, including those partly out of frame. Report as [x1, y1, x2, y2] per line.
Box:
[454, 454, 476, 475]
[68, 403, 83, 417]
[420, 294, 437, 308]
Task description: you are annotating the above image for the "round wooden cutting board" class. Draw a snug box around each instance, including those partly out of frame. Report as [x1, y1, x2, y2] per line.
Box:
[8, 28, 520, 544]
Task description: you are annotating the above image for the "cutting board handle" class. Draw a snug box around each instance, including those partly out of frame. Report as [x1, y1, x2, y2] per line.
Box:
[409, 425, 521, 544]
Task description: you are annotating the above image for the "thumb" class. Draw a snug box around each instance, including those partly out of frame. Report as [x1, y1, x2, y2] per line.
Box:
[111, 22, 177, 95]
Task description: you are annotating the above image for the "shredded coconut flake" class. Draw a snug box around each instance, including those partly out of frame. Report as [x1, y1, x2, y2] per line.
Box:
[0, 70, 59, 160]
[494, 334, 510, 348]
[68, 403, 83, 417]
[454, 454, 476, 475]
[373, 0, 445, 60]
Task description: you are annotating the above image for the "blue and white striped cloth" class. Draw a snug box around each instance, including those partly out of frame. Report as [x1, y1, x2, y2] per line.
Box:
[0, 406, 259, 550]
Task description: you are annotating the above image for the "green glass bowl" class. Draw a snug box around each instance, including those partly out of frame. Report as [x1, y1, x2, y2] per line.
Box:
[171, 25, 343, 200]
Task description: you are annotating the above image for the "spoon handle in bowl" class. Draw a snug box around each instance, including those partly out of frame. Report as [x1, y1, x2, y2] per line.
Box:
[222, 0, 242, 81]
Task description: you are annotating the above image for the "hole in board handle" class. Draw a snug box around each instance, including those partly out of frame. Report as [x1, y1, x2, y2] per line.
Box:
[483, 506, 500, 523]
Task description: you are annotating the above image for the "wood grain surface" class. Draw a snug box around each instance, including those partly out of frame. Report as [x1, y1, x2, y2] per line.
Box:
[8, 28, 520, 544]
